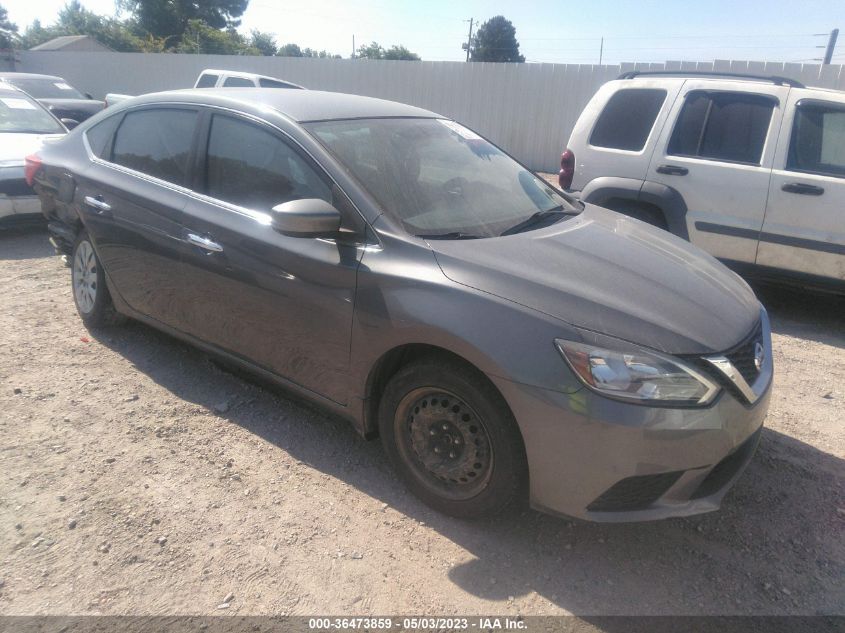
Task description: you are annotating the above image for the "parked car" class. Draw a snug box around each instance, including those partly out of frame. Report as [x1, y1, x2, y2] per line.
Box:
[0, 73, 104, 124]
[194, 68, 305, 89]
[561, 71, 845, 293]
[104, 70, 305, 109]
[30, 89, 772, 522]
[0, 84, 66, 228]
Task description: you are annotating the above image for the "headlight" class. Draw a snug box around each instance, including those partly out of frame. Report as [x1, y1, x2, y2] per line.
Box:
[555, 338, 720, 406]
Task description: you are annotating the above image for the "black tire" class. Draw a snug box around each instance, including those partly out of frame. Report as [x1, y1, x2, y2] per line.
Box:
[378, 356, 528, 518]
[71, 231, 124, 328]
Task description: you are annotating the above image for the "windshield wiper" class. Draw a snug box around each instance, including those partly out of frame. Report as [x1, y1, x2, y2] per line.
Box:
[416, 232, 482, 240]
[499, 206, 567, 236]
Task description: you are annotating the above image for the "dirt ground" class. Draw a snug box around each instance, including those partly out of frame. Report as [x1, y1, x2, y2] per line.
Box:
[0, 227, 842, 617]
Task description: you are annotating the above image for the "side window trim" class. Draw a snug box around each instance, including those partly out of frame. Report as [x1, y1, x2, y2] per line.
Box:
[193, 106, 367, 235]
[667, 89, 778, 166]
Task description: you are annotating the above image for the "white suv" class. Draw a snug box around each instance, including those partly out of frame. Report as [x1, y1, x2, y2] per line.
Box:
[561, 71, 845, 291]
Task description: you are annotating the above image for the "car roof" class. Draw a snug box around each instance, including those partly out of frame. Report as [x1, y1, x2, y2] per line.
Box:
[0, 72, 65, 82]
[126, 88, 441, 122]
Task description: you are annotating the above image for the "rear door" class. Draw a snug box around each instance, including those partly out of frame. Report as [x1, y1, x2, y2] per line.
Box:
[646, 80, 789, 264]
[756, 89, 845, 282]
[178, 111, 364, 403]
[78, 106, 199, 325]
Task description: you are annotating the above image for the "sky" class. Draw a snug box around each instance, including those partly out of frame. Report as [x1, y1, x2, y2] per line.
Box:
[3, 0, 844, 64]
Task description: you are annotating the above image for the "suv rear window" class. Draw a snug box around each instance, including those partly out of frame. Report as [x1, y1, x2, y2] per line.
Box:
[787, 100, 845, 178]
[589, 89, 667, 151]
[222, 76, 254, 87]
[111, 108, 197, 185]
[668, 91, 775, 165]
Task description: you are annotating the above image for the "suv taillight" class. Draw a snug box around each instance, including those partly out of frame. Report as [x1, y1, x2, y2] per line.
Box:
[24, 153, 42, 186]
[558, 149, 575, 190]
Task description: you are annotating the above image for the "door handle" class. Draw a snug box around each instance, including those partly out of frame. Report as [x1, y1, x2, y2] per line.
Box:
[83, 195, 112, 214]
[781, 182, 824, 196]
[656, 164, 689, 176]
[186, 233, 224, 253]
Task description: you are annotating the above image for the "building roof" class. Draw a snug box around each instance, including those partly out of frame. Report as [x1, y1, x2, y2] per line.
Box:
[30, 35, 112, 52]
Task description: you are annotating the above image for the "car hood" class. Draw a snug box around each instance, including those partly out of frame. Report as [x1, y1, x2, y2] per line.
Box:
[428, 204, 760, 355]
[0, 133, 64, 164]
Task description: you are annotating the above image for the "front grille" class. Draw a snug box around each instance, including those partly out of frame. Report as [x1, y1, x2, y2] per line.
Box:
[587, 470, 684, 512]
[724, 320, 763, 386]
[691, 428, 762, 499]
[0, 177, 34, 197]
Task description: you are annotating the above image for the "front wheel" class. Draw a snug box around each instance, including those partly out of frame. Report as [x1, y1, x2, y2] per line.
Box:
[71, 232, 123, 328]
[378, 357, 527, 518]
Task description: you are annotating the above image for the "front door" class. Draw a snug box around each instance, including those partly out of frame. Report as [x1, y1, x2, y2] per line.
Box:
[646, 81, 789, 264]
[178, 112, 363, 404]
[756, 89, 845, 282]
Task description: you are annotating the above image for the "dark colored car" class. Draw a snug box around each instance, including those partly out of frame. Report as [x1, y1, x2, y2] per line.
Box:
[0, 73, 104, 125]
[30, 89, 772, 522]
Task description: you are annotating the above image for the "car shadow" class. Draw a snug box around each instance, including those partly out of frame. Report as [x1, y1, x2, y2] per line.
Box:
[86, 319, 845, 617]
[754, 282, 844, 349]
[0, 226, 53, 261]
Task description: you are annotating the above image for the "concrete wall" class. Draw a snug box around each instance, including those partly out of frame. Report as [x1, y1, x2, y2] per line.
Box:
[17, 51, 845, 172]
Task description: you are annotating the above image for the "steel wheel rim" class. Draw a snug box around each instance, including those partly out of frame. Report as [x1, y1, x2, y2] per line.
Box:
[73, 240, 97, 315]
[394, 387, 494, 501]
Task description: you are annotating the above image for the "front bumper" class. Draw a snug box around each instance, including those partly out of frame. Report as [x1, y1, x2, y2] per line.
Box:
[491, 369, 771, 522]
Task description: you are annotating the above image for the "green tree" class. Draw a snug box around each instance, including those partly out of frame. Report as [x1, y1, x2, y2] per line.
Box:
[118, 0, 249, 42]
[277, 42, 302, 57]
[175, 19, 254, 54]
[356, 41, 419, 60]
[18, 2, 144, 51]
[0, 3, 19, 48]
[471, 15, 524, 63]
[249, 29, 275, 55]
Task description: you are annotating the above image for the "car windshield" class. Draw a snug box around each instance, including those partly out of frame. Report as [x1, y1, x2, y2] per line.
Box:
[5, 77, 86, 99]
[305, 118, 576, 238]
[0, 93, 65, 134]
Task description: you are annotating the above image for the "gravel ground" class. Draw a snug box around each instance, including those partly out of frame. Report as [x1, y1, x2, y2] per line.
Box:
[0, 227, 843, 617]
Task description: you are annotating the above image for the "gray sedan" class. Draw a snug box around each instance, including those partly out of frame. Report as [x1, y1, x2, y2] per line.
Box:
[31, 89, 772, 521]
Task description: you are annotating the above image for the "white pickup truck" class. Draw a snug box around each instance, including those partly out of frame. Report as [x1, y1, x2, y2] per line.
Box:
[105, 69, 304, 107]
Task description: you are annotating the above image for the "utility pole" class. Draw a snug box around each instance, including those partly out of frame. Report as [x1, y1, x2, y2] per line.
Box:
[599, 37, 604, 65]
[463, 18, 474, 62]
[823, 28, 839, 64]
[352, 34, 355, 59]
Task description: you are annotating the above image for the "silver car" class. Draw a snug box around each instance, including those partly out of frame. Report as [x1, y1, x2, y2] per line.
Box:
[32, 89, 772, 521]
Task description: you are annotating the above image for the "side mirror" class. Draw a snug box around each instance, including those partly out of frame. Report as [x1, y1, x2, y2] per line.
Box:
[84, 93, 94, 100]
[271, 198, 341, 237]
[60, 118, 80, 130]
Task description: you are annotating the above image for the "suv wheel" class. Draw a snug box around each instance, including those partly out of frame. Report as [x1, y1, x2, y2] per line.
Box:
[378, 357, 527, 518]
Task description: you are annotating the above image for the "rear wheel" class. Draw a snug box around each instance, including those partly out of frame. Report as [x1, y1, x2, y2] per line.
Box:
[378, 357, 527, 518]
[607, 200, 668, 230]
[71, 232, 123, 328]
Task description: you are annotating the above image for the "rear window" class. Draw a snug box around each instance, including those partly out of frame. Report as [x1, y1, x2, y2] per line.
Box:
[668, 91, 775, 165]
[222, 76, 255, 87]
[4, 77, 85, 100]
[259, 78, 297, 89]
[787, 100, 845, 178]
[589, 88, 667, 151]
[195, 73, 218, 88]
[111, 108, 197, 185]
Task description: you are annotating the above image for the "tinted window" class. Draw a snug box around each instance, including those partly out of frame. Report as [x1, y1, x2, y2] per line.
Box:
[85, 114, 121, 158]
[590, 89, 667, 151]
[5, 77, 85, 99]
[0, 92, 65, 134]
[111, 109, 197, 185]
[205, 115, 330, 210]
[195, 73, 218, 88]
[787, 101, 845, 178]
[222, 76, 254, 87]
[668, 91, 774, 164]
[259, 78, 296, 89]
